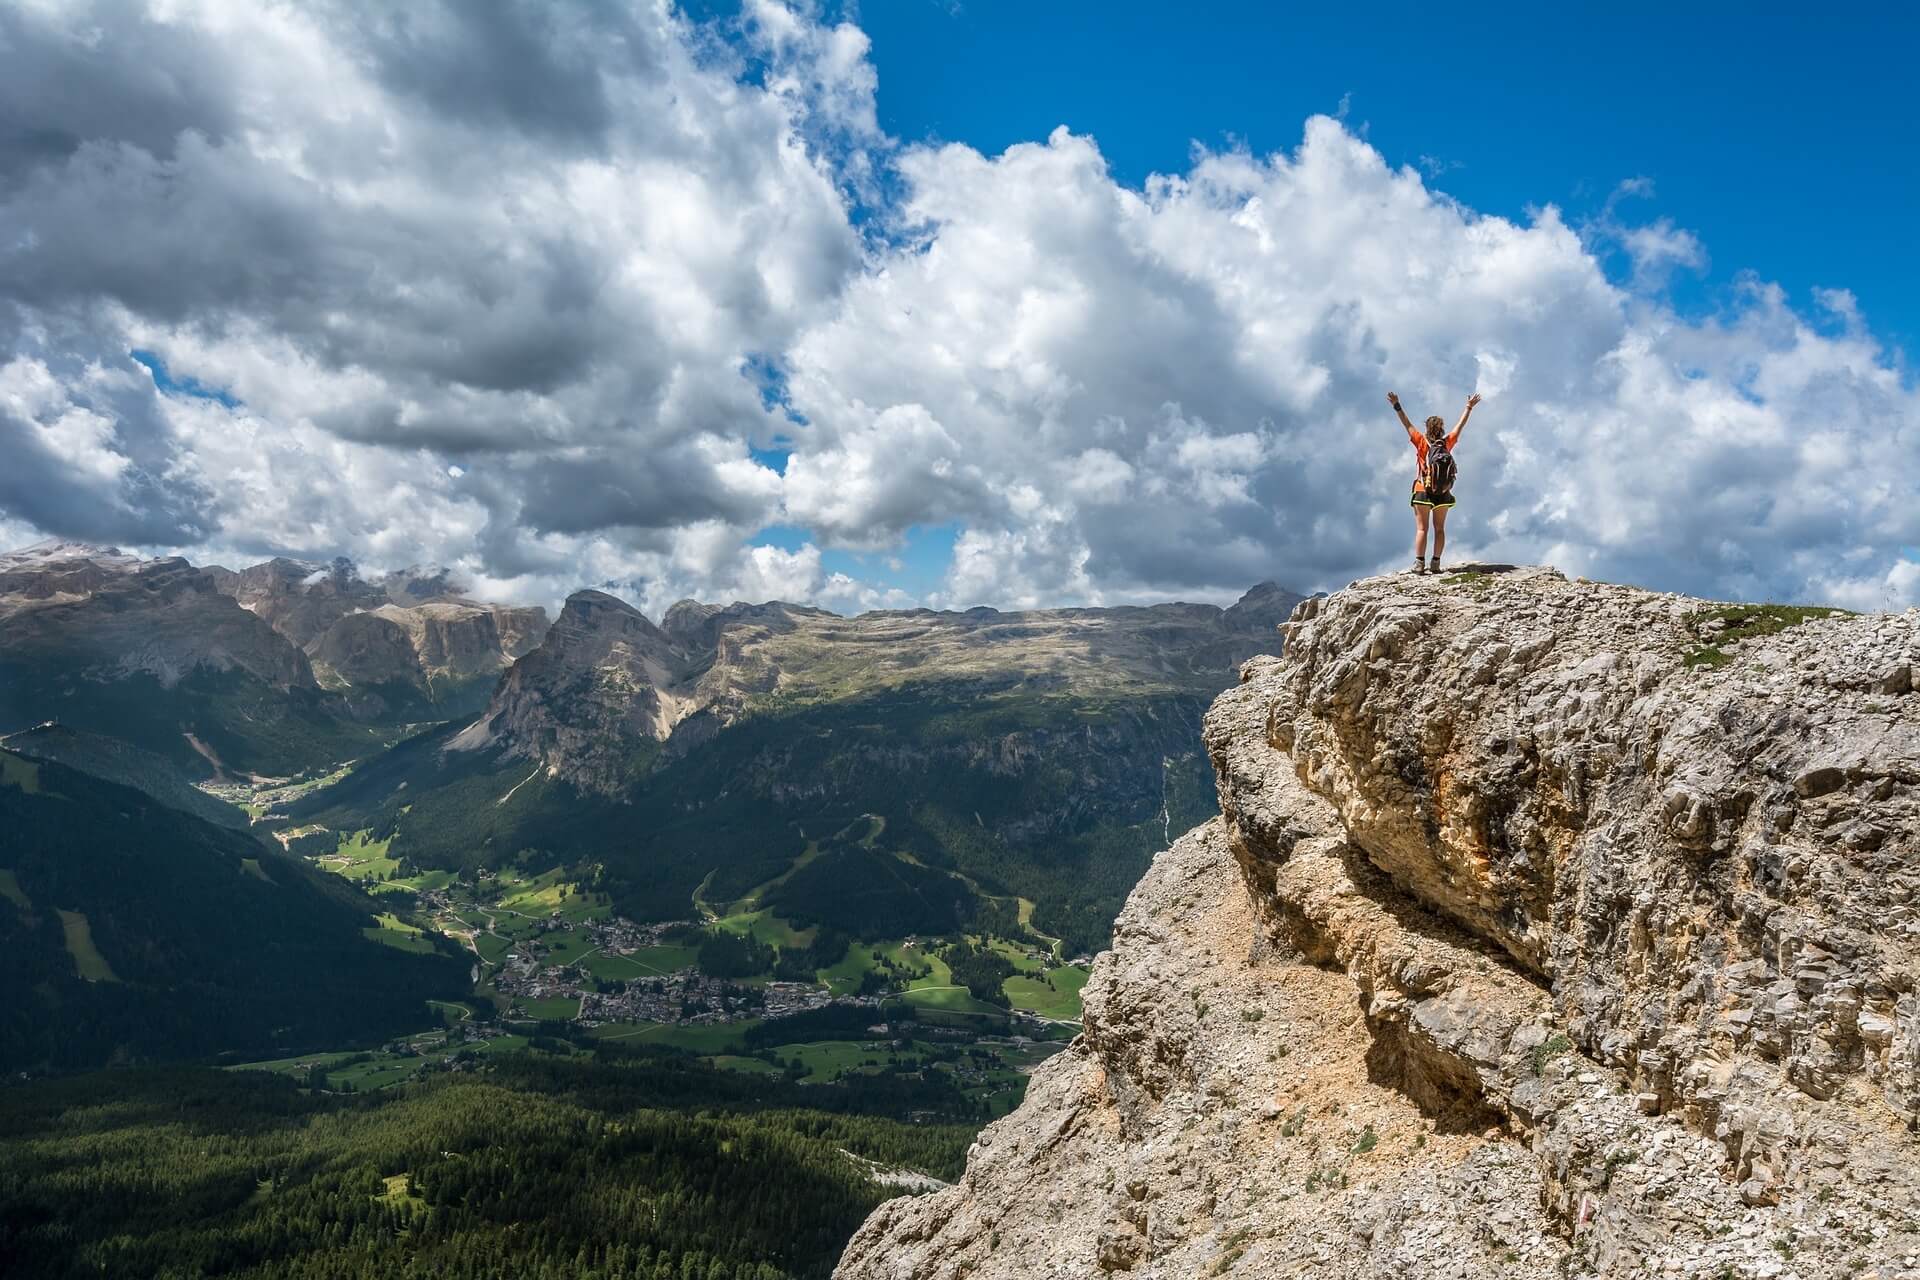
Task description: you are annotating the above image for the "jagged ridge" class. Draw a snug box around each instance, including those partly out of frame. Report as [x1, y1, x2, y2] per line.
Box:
[211, 555, 549, 713]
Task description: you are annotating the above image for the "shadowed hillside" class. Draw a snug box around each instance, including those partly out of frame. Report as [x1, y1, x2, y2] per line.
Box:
[0, 749, 467, 1072]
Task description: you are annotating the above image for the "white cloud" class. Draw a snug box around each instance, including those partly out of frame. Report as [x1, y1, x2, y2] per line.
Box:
[780, 115, 1918, 607]
[0, 356, 126, 484]
[725, 540, 825, 604]
[0, 0, 865, 604]
[1, 2, 1914, 614]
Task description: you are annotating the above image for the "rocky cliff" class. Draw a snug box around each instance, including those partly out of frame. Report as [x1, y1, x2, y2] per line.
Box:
[0, 541, 315, 690]
[211, 556, 548, 711]
[838, 566, 1919, 1279]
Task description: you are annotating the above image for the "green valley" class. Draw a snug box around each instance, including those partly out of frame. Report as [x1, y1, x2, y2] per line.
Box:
[235, 807, 1090, 1118]
[0, 543, 1296, 1280]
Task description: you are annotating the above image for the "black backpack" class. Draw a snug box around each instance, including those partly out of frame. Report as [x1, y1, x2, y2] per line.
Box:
[1424, 440, 1457, 494]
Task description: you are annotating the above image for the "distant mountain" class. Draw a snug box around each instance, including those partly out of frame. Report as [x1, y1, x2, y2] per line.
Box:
[0, 542, 379, 778]
[0, 722, 250, 829]
[444, 589, 698, 793]
[449, 585, 1303, 796]
[293, 582, 1303, 953]
[0, 536, 1307, 953]
[0, 748, 467, 1072]
[209, 556, 548, 720]
[0, 543, 550, 780]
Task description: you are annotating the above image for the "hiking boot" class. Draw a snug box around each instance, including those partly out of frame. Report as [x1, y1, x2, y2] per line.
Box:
[1428, 557, 1442, 574]
[1409, 560, 1426, 575]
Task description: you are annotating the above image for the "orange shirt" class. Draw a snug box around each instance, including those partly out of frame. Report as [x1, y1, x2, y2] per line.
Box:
[1409, 429, 1461, 490]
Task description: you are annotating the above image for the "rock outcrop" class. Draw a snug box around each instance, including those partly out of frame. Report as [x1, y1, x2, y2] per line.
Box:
[838, 566, 1920, 1279]
[210, 555, 548, 710]
[0, 542, 314, 690]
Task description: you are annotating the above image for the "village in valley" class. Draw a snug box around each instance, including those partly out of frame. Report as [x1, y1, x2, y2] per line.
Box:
[235, 810, 1087, 1105]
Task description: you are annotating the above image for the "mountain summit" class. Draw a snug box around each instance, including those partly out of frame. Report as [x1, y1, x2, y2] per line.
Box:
[839, 566, 1920, 1277]
[448, 588, 701, 793]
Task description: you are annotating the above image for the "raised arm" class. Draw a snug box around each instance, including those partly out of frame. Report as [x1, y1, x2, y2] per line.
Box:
[1451, 393, 1482, 440]
[1387, 391, 1418, 440]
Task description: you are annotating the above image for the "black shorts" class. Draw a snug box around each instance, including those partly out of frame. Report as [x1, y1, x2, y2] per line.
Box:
[1410, 489, 1456, 509]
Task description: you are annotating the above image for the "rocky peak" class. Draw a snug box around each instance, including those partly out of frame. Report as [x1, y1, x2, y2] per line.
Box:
[1222, 579, 1307, 632]
[381, 563, 464, 606]
[660, 597, 723, 649]
[839, 566, 1920, 1278]
[0, 540, 145, 599]
[448, 588, 697, 791]
[210, 554, 548, 702]
[660, 597, 805, 655]
[555, 588, 660, 632]
[0, 542, 314, 690]
[216, 555, 383, 647]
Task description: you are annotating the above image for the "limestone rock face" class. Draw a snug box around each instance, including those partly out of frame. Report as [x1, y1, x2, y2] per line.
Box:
[212, 555, 548, 701]
[838, 566, 1920, 1279]
[211, 557, 376, 649]
[0, 542, 315, 690]
[449, 590, 698, 793]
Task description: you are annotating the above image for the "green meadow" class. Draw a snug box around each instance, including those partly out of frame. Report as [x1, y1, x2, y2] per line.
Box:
[58, 909, 119, 982]
[1004, 964, 1089, 1021]
[323, 829, 401, 881]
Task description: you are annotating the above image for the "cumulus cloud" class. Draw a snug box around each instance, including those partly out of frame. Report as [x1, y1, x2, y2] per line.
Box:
[1, 1, 1914, 614]
[0, 0, 866, 605]
[782, 118, 1918, 608]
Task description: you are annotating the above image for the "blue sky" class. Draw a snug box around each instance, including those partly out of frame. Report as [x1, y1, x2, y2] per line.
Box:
[754, 520, 960, 599]
[692, 0, 1919, 606]
[712, 0, 1919, 352]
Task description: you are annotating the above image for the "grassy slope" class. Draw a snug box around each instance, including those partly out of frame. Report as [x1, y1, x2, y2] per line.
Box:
[0, 724, 252, 828]
[0, 660, 382, 780]
[0, 749, 467, 1072]
[292, 684, 1220, 955]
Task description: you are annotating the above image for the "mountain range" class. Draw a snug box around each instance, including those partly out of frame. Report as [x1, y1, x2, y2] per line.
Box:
[0, 541, 546, 777]
[0, 539, 1298, 960]
[289, 576, 1301, 952]
[208, 555, 549, 720]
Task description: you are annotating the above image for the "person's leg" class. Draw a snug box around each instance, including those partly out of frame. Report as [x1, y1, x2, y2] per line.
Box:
[1411, 503, 1430, 568]
[1431, 506, 1449, 566]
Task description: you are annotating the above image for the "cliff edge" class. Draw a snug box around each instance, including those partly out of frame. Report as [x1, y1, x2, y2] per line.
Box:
[836, 566, 1919, 1279]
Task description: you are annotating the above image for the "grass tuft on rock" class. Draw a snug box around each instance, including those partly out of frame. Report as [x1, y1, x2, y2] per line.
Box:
[1530, 1031, 1572, 1077]
[1440, 572, 1495, 593]
[1683, 603, 1852, 669]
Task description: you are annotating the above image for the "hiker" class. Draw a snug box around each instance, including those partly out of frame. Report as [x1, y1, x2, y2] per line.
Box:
[1389, 390, 1480, 574]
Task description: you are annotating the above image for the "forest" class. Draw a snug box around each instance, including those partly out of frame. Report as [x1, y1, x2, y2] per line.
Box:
[0, 1049, 976, 1280]
[0, 751, 467, 1072]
